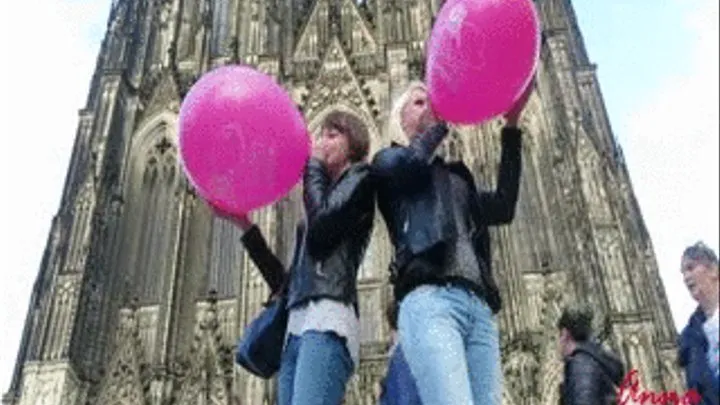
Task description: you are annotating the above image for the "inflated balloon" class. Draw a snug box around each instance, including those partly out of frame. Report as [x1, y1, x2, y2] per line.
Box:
[426, 0, 540, 124]
[179, 65, 310, 214]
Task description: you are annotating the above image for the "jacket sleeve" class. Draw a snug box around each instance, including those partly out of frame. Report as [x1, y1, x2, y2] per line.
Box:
[304, 159, 375, 257]
[477, 126, 523, 225]
[240, 225, 287, 294]
[564, 355, 606, 405]
[372, 123, 449, 186]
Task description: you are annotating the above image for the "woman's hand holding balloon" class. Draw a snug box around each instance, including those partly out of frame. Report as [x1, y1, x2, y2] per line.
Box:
[504, 78, 535, 127]
[210, 204, 253, 232]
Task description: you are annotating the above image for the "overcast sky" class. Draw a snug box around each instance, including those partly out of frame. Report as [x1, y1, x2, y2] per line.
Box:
[0, 0, 717, 394]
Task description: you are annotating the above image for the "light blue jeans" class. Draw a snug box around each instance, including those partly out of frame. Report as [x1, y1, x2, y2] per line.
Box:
[398, 284, 501, 405]
[277, 330, 353, 405]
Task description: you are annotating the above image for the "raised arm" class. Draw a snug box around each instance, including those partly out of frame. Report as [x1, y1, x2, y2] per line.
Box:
[303, 159, 375, 257]
[477, 126, 523, 225]
[211, 207, 286, 294]
[240, 225, 287, 294]
[477, 77, 534, 225]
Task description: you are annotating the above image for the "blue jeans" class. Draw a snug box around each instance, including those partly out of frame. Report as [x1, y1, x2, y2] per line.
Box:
[398, 285, 501, 405]
[277, 330, 353, 405]
[380, 345, 423, 405]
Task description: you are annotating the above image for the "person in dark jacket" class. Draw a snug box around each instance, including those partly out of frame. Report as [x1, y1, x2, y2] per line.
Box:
[379, 302, 422, 405]
[678, 242, 719, 405]
[557, 306, 625, 405]
[214, 110, 375, 405]
[371, 79, 533, 405]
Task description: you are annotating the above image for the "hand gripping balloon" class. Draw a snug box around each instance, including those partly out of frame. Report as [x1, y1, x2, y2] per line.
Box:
[426, 0, 541, 125]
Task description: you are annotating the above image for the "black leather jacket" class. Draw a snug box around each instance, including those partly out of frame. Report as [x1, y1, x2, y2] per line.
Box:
[286, 158, 375, 309]
[679, 308, 720, 405]
[372, 123, 522, 312]
[239, 158, 375, 309]
[560, 341, 625, 405]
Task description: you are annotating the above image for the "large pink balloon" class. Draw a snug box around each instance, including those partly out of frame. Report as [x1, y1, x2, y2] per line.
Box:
[179, 65, 310, 214]
[426, 0, 540, 124]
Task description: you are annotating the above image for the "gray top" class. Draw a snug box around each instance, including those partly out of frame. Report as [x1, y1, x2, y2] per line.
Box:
[444, 172, 483, 285]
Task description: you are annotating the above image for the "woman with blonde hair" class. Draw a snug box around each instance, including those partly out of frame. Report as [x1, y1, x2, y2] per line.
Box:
[372, 80, 534, 405]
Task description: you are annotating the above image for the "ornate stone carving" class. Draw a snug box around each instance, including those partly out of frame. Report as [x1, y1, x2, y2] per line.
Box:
[503, 332, 543, 400]
[173, 293, 233, 405]
[141, 71, 180, 119]
[95, 306, 148, 405]
[303, 37, 379, 120]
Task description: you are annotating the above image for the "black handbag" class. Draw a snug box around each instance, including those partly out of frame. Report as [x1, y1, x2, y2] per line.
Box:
[235, 295, 289, 378]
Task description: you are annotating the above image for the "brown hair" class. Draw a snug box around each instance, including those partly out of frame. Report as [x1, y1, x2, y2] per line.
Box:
[321, 111, 370, 163]
[557, 305, 594, 342]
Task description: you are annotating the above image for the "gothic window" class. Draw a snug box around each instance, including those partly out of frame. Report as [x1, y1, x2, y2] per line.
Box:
[248, 1, 262, 55]
[507, 124, 550, 272]
[578, 140, 612, 223]
[383, 11, 394, 41]
[107, 22, 127, 68]
[211, 0, 231, 56]
[66, 184, 94, 272]
[318, 3, 328, 42]
[410, 4, 423, 39]
[208, 217, 243, 298]
[394, 8, 406, 41]
[351, 24, 362, 53]
[130, 130, 182, 305]
[177, 0, 199, 60]
[605, 239, 638, 312]
[268, 20, 281, 54]
[342, 3, 353, 44]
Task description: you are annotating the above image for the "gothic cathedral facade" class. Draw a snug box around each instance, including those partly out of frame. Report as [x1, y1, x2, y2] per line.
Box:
[3, 0, 683, 404]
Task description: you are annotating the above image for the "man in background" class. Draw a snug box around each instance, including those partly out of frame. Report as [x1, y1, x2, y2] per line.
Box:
[557, 306, 624, 405]
[678, 242, 719, 405]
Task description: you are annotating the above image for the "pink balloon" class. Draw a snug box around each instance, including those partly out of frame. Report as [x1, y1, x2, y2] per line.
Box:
[179, 65, 310, 214]
[426, 0, 540, 124]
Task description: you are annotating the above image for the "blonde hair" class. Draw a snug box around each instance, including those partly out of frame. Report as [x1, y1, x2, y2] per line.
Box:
[387, 81, 428, 146]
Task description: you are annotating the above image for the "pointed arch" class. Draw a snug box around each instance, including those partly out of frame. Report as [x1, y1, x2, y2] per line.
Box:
[120, 112, 183, 305]
[128, 111, 179, 166]
[65, 179, 96, 272]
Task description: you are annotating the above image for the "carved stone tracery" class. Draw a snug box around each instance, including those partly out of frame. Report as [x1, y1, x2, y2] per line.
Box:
[173, 293, 234, 405]
[95, 305, 148, 405]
